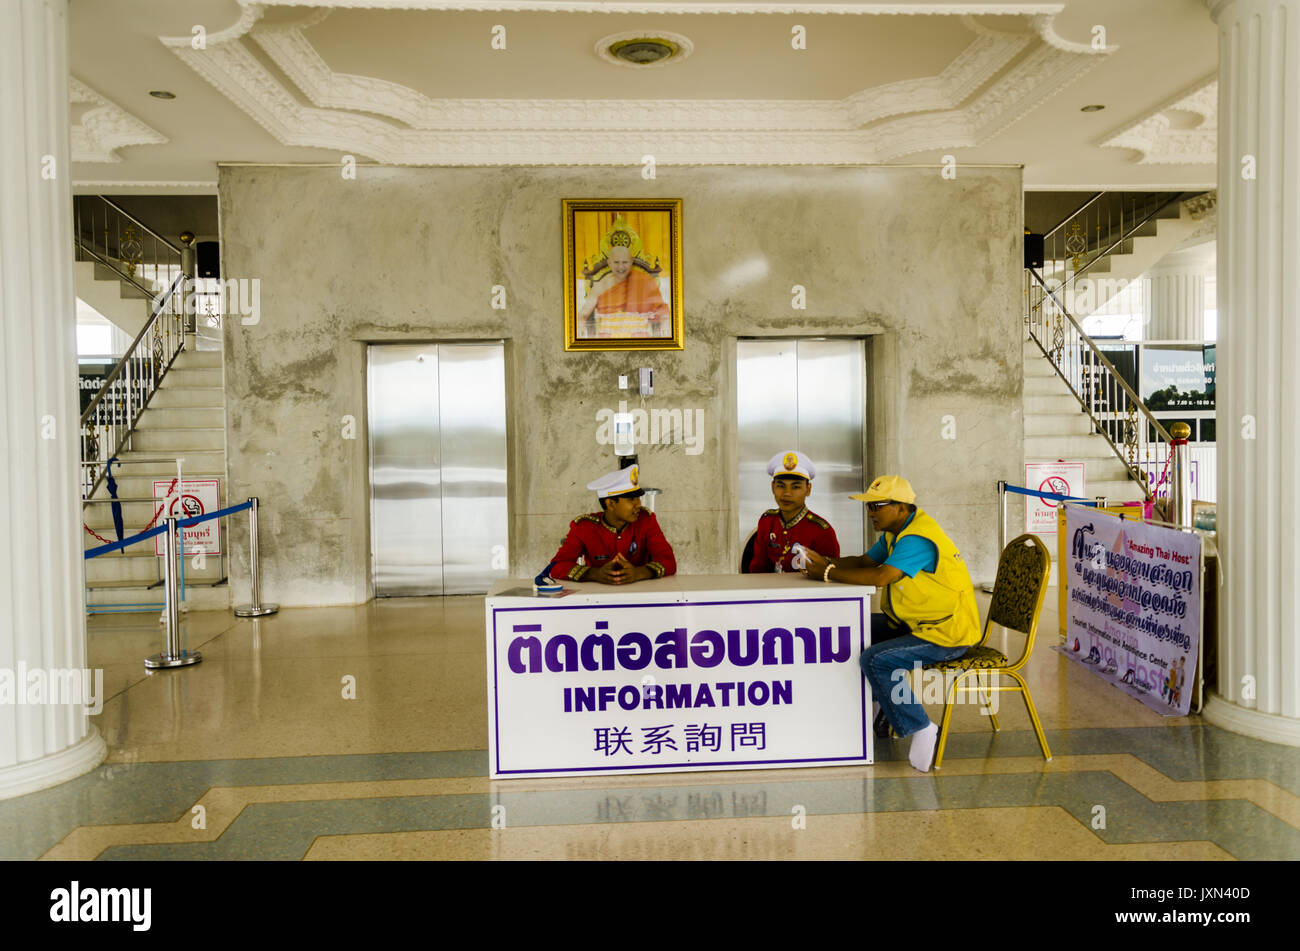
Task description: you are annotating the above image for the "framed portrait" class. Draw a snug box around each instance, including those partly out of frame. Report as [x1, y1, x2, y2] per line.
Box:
[562, 198, 684, 351]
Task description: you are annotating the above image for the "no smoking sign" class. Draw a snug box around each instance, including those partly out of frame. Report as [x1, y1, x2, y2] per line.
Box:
[153, 479, 222, 556]
[1024, 462, 1085, 535]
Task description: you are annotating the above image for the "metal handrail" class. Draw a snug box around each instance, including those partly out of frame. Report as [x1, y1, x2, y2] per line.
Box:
[1061, 192, 1188, 291]
[1030, 270, 1172, 440]
[75, 241, 166, 308]
[79, 271, 188, 500]
[96, 196, 183, 255]
[1025, 268, 1172, 499]
[81, 273, 185, 426]
[1043, 191, 1103, 240]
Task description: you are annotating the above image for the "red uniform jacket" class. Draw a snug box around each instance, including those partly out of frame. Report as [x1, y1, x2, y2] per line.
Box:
[551, 511, 676, 581]
[749, 508, 840, 573]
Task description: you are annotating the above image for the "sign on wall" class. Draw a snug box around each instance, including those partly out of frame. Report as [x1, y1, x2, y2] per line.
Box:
[1058, 506, 1201, 716]
[152, 479, 221, 556]
[1024, 461, 1086, 535]
[486, 592, 870, 777]
[1142, 345, 1215, 412]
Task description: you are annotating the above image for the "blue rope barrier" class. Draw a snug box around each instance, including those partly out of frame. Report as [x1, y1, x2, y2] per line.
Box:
[83, 523, 168, 559]
[1004, 484, 1100, 506]
[85, 500, 256, 559]
[176, 500, 252, 529]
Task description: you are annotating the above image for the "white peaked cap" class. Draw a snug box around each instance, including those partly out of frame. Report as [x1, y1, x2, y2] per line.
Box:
[586, 464, 644, 499]
[767, 450, 815, 480]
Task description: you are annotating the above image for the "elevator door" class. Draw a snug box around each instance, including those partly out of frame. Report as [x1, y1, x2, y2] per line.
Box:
[368, 343, 507, 596]
[737, 338, 866, 557]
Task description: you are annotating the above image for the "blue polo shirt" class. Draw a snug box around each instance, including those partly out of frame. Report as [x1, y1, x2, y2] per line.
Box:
[865, 511, 938, 578]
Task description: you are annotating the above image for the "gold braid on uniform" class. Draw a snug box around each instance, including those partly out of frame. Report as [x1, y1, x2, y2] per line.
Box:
[568, 565, 589, 581]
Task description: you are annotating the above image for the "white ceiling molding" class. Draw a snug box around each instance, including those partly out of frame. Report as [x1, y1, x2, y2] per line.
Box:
[869, 41, 1104, 158]
[252, 14, 1028, 130]
[69, 77, 168, 163]
[1028, 13, 1119, 53]
[1183, 190, 1217, 219]
[160, 3, 1111, 165]
[257, 1, 1066, 14]
[844, 31, 1032, 126]
[72, 181, 219, 191]
[1099, 76, 1217, 165]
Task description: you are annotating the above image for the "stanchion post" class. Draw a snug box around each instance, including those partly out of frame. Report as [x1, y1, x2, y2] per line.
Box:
[235, 496, 279, 617]
[1168, 422, 1192, 528]
[997, 480, 1007, 553]
[145, 517, 202, 669]
[981, 480, 1007, 594]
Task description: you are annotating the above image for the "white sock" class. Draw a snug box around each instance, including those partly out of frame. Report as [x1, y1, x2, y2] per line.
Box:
[908, 721, 939, 772]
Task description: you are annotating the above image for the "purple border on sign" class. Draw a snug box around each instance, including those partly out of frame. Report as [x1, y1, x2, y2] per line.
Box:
[489, 595, 869, 776]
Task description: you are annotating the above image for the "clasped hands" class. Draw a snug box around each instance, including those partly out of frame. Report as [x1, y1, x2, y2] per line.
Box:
[587, 553, 653, 585]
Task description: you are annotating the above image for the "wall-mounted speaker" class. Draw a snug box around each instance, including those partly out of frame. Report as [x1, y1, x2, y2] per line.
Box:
[1024, 232, 1045, 270]
[196, 240, 220, 279]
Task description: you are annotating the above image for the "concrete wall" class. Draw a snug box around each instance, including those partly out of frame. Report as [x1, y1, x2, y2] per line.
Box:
[218, 165, 1024, 606]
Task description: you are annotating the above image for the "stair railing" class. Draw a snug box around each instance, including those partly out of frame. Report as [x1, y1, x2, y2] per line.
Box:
[80, 272, 187, 499]
[1040, 191, 1190, 291]
[1025, 268, 1172, 500]
[74, 195, 184, 295]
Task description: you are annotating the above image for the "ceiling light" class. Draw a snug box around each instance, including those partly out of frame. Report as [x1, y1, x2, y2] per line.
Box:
[596, 31, 694, 69]
[149, 90, 176, 100]
[1080, 104, 1105, 112]
[611, 39, 676, 65]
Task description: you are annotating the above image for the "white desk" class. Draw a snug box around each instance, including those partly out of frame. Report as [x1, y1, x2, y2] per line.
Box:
[485, 574, 875, 778]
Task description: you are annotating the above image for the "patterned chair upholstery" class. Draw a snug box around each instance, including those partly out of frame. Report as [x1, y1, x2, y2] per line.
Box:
[921, 533, 1053, 768]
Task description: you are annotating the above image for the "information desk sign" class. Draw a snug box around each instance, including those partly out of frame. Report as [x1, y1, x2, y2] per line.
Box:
[485, 575, 873, 778]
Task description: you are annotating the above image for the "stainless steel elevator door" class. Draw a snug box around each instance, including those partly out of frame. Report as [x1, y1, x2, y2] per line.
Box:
[737, 338, 866, 558]
[437, 343, 508, 595]
[368, 343, 507, 596]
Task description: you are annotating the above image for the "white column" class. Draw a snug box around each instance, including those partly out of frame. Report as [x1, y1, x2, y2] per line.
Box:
[0, 0, 106, 797]
[1145, 268, 1205, 340]
[1205, 0, 1300, 745]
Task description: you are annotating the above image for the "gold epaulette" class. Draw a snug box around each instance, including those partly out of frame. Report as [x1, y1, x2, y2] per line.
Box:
[762, 509, 780, 518]
[806, 513, 832, 530]
[574, 513, 603, 525]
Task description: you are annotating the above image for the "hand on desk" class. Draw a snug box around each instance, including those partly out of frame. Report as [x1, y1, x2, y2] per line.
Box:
[802, 550, 829, 580]
[587, 553, 654, 585]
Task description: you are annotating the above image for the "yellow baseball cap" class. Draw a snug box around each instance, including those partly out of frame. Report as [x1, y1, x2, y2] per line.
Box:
[850, 475, 916, 505]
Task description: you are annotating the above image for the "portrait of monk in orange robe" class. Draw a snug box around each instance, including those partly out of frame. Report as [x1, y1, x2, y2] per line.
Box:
[577, 245, 671, 339]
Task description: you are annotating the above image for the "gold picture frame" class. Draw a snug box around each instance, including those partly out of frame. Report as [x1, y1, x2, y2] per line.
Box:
[562, 198, 684, 351]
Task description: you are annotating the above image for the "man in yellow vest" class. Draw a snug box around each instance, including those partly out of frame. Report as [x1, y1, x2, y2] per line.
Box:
[800, 475, 981, 772]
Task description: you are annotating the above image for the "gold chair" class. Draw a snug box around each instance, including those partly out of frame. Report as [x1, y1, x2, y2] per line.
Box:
[924, 533, 1053, 769]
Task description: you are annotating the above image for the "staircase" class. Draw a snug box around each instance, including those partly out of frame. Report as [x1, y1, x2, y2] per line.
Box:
[1023, 338, 1146, 505]
[82, 349, 231, 612]
[74, 259, 155, 339]
[1038, 191, 1208, 317]
[76, 195, 231, 614]
[1022, 192, 1201, 506]
[1018, 192, 1203, 585]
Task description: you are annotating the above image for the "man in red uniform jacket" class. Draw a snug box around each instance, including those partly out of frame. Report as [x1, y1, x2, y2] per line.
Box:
[551, 464, 676, 584]
[749, 450, 840, 573]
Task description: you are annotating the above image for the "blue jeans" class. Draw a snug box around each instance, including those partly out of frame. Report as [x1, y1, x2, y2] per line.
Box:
[860, 614, 968, 737]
